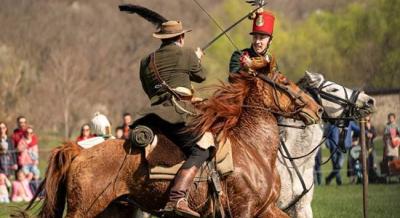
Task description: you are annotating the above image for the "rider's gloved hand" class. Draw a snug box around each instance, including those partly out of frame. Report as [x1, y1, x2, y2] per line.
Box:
[239, 51, 252, 69]
[195, 47, 204, 60]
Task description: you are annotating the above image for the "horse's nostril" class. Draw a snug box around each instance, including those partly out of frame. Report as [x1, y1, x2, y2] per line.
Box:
[318, 108, 324, 116]
[367, 98, 375, 106]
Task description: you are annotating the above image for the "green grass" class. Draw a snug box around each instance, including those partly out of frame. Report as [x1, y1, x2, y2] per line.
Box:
[313, 136, 400, 218]
[313, 184, 400, 218]
[1, 184, 399, 217]
[0, 135, 399, 217]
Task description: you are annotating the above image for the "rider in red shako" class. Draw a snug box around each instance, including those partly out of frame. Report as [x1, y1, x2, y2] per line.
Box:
[252, 11, 274, 36]
[229, 9, 279, 74]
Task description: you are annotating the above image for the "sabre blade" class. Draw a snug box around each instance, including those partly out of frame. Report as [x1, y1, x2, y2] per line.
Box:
[202, 2, 267, 51]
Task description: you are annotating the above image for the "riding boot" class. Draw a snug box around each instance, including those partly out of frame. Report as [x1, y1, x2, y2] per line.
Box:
[164, 166, 200, 218]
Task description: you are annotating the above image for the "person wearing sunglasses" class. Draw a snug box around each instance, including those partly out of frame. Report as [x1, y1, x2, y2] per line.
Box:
[76, 124, 95, 142]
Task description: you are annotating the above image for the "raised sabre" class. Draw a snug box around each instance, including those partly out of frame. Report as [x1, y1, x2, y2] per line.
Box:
[201, 1, 267, 51]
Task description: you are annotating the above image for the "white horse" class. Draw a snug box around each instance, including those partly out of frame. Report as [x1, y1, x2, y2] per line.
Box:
[277, 72, 376, 218]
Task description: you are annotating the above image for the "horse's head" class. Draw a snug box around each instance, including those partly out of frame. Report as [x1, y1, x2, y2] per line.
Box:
[300, 71, 376, 120]
[247, 71, 323, 125]
[190, 72, 322, 140]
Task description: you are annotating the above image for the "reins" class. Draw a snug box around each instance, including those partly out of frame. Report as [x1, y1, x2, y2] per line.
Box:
[279, 139, 314, 211]
[279, 132, 340, 211]
[257, 73, 308, 112]
[279, 137, 327, 160]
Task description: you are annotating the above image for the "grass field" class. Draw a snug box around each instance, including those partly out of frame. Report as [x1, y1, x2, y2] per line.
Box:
[0, 135, 399, 217]
[1, 183, 399, 217]
[313, 184, 400, 218]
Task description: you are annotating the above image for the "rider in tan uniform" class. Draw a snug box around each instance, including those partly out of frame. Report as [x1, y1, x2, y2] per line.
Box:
[138, 20, 209, 218]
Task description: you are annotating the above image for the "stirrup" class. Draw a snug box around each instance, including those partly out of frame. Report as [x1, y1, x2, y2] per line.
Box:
[174, 199, 200, 218]
[160, 199, 200, 218]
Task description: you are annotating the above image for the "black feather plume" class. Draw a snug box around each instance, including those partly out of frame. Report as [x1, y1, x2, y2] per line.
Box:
[119, 4, 168, 28]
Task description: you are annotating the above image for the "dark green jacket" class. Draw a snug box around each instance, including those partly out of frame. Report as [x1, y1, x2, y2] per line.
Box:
[229, 46, 278, 73]
[138, 43, 206, 124]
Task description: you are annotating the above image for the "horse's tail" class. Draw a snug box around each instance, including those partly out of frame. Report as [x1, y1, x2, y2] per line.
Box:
[26, 141, 82, 218]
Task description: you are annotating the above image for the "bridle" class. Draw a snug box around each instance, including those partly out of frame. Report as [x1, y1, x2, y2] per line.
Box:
[278, 78, 364, 211]
[310, 80, 361, 126]
[280, 79, 365, 161]
[309, 80, 363, 152]
[241, 72, 309, 118]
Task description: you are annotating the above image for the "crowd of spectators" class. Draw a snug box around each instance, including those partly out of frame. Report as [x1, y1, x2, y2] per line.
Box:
[314, 112, 400, 185]
[0, 116, 41, 203]
[0, 112, 133, 204]
[75, 112, 132, 143]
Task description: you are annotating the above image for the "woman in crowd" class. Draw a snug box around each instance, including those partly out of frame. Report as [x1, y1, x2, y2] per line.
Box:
[11, 170, 33, 202]
[0, 122, 17, 177]
[76, 123, 95, 142]
[17, 126, 40, 180]
[382, 113, 400, 174]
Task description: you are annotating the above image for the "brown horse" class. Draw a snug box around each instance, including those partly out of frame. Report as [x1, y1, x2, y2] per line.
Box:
[25, 72, 322, 218]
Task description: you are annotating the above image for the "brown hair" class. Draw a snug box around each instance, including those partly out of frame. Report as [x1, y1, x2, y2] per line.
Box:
[79, 123, 91, 137]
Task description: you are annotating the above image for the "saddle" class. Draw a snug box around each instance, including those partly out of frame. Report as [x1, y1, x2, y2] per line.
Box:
[130, 114, 234, 181]
[144, 134, 234, 181]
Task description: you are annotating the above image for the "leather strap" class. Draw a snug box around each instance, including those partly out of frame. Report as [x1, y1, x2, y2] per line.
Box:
[149, 53, 165, 89]
[149, 53, 182, 101]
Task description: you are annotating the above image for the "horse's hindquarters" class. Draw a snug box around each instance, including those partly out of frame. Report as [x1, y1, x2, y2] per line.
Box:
[66, 140, 136, 217]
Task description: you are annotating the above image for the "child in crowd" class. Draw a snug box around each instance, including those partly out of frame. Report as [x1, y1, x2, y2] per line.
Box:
[115, 127, 124, 139]
[11, 170, 33, 202]
[29, 171, 42, 196]
[0, 173, 11, 203]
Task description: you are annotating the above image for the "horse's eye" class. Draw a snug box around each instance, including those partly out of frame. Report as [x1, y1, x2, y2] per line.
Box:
[327, 88, 339, 92]
[279, 77, 290, 85]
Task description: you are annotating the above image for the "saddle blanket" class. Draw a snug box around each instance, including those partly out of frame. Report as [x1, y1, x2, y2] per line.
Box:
[145, 135, 234, 181]
[77, 137, 105, 149]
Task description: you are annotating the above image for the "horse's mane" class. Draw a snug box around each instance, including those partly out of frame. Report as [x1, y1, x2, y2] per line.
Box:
[188, 73, 255, 141]
[296, 76, 309, 90]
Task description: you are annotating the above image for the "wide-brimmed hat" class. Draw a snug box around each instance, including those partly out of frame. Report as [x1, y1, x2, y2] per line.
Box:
[153, 20, 191, 39]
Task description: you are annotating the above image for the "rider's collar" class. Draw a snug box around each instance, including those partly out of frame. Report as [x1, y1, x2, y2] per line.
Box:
[160, 41, 180, 48]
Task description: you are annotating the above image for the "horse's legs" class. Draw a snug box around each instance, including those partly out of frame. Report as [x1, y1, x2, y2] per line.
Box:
[95, 201, 138, 218]
[66, 193, 113, 218]
[257, 205, 289, 218]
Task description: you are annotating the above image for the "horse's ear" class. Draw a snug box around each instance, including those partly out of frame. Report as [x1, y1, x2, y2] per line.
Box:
[305, 71, 312, 77]
[305, 71, 323, 87]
